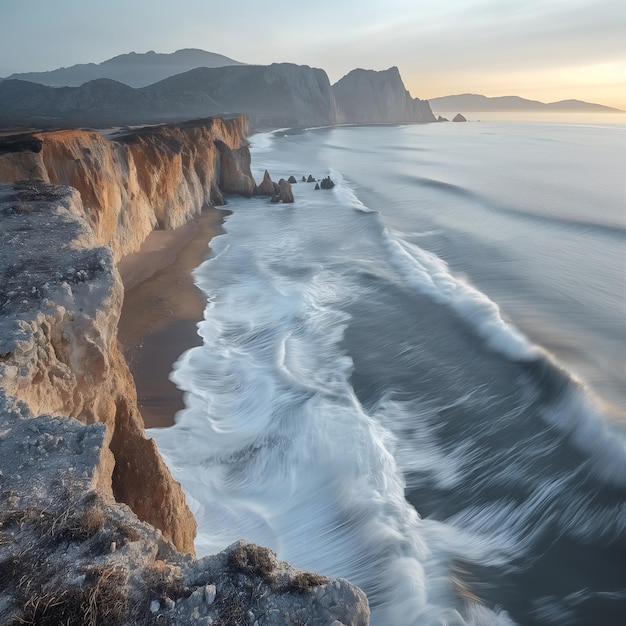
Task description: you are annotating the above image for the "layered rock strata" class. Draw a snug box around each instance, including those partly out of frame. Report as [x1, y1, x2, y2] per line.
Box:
[0, 117, 256, 261]
[0, 181, 196, 553]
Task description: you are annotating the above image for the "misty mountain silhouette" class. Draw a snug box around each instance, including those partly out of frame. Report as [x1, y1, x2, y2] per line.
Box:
[0, 49, 244, 88]
[0, 62, 436, 130]
[429, 93, 623, 113]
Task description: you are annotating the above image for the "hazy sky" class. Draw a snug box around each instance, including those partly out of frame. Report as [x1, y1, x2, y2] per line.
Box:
[1, 0, 625, 108]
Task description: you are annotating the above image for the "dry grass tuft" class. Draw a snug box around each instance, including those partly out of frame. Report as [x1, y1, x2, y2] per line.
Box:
[284, 572, 329, 594]
[14, 565, 128, 626]
[227, 544, 275, 580]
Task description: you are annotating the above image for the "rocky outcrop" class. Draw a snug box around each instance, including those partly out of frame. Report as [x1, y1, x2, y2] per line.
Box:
[452, 113, 467, 122]
[276, 178, 294, 203]
[0, 117, 255, 260]
[0, 181, 196, 553]
[0, 393, 369, 625]
[0, 181, 369, 624]
[255, 170, 295, 203]
[320, 176, 335, 189]
[256, 169, 276, 196]
[332, 66, 436, 124]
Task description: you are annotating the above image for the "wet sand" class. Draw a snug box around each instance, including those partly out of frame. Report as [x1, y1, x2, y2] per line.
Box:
[117, 207, 228, 428]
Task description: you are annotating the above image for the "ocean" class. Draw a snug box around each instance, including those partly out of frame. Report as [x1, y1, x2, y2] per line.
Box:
[149, 117, 626, 625]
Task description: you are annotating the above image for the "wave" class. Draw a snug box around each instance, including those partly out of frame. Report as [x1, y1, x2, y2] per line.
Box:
[149, 135, 626, 624]
[403, 173, 626, 237]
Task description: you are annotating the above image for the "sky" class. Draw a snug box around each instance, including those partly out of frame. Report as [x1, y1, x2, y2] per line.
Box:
[1, 0, 625, 109]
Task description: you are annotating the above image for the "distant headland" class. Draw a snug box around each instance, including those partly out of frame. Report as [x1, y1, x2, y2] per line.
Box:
[428, 93, 624, 114]
[0, 50, 435, 131]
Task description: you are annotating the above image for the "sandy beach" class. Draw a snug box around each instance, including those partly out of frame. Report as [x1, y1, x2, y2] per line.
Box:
[117, 207, 228, 428]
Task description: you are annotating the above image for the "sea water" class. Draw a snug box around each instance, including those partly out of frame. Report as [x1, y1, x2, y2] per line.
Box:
[149, 118, 626, 625]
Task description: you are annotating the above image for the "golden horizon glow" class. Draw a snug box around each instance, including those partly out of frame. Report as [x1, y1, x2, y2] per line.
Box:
[407, 62, 626, 111]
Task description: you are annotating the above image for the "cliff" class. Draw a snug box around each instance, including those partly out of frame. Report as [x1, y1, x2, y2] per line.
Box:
[0, 120, 369, 622]
[0, 390, 369, 625]
[0, 62, 438, 130]
[332, 66, 436, 124]
[0, 181, 196, 553]
[0, 64, 342, 130]
[0, 117, 255, 261]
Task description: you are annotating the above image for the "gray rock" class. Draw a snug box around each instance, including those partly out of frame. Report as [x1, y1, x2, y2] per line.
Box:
[320, 176, 335, 189]
[277, 178, 294, 203]
[333, 67, 436, 124]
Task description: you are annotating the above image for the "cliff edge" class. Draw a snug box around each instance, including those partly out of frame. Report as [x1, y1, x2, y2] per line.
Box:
[0, 390, 369, 624]
[0, 118, 369, 623]
[0, 117, 256, 261]
[333, 67, 435, 124]
[0, 181, 196, 553]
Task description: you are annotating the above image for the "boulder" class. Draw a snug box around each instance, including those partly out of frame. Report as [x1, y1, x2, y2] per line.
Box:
[288, 175, 297, 184]
[437, 115, 449, 122]
[307, 174, 315, 183]
[315, 183, 320, 190]
[452, 113, 467, 122]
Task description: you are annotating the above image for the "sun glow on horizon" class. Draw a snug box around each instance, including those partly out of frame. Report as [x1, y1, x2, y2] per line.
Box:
[408, 61, 626, 111]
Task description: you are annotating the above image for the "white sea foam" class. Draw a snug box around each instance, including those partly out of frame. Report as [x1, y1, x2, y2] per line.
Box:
[383, 231, 538, 361]
[149, 190, 521, 624]
[149, 128, 626, 624]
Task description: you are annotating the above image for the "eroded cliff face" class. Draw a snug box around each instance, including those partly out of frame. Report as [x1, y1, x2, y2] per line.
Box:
[0, 181, 196, 553]
[0, 116, 256, 261]
[0, 177, 369, 625]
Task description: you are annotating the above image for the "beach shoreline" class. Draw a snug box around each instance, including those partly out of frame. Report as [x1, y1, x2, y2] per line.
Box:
[117, 207, 228, 428]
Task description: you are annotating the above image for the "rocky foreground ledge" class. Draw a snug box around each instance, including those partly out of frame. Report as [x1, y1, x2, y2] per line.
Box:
[0, 124, 369, 625]
[0, 395, 367, 626]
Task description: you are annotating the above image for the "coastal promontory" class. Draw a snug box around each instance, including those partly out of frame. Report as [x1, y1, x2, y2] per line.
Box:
[0, 118, 369, 624]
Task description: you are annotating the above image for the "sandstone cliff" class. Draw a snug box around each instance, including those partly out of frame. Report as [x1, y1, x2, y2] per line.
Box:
[0, 181, 369, 624]
[332, 66, 436, 124]
[0, 181, 196, 553]
[0, 114, 369, 621]
[0, 117, 255, 261]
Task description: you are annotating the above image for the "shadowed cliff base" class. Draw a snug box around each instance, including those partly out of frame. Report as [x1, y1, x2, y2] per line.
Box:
[117, 208, 228, 428]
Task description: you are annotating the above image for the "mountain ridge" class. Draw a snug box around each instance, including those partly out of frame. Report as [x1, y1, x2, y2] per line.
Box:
[1, 48, 245, 88]
[429, 93, 623, 113]
[0, 63, 436, 130]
